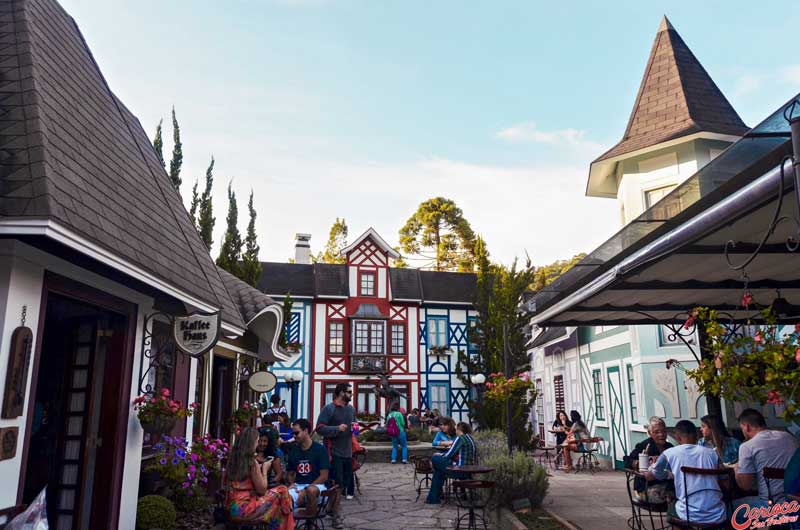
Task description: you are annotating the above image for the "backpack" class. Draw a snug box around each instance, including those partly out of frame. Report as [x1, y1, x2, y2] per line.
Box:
[386, 415, 400, 437]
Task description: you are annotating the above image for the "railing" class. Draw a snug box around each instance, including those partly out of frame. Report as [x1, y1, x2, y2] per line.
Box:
[349, 354, 387, 373]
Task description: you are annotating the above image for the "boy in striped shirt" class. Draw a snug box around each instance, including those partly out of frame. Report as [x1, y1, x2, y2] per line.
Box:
[426, 422, 477, 504]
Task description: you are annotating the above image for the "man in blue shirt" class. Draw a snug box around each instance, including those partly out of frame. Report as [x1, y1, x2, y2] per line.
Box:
[426, 421, 477, 504]
[287, 419, 344, 529]
[646, 420, 726, 525]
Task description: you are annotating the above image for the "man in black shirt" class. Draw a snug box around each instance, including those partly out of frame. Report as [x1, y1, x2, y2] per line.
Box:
[287, 419, 343, 529]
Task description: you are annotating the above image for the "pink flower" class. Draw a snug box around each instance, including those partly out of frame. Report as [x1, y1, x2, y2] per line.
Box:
[150, 398, 157, 404]
[795, 348, 800, 363]
[485, 382, 494, 389]
[754, 333, 763, 344]
[767, 391, 784, 404]
[161, 388, 171, 397]
[742, 292, 753, 308]
[795, 323, 800, 334]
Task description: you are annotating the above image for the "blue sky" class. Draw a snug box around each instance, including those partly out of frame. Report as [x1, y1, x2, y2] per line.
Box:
[59, 0, 800, 266]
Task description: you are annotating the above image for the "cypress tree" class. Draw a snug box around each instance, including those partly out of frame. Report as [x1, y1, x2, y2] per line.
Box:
[240, 190, 263, 287]
[152, 118, 165, 168]
[216, 182, 242, 276]
[197, 157, 215, 251]
[189, 179, 200, 225]
[279, 293, 294, 348]
[168, 107, 183, 192]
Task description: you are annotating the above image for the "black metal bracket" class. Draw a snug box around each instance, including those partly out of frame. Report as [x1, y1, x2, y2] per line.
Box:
[137, 312, 205, 397]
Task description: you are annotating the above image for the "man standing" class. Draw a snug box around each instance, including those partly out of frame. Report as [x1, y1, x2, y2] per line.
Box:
[735, 408, 799, 506]
[265, 394, 287, 429]
[316, 383, 356, 500]
[287, 419, 344, 529]
[645, 420, 726, 525]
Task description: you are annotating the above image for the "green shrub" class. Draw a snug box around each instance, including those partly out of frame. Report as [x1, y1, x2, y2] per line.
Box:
[136, 495, 176, 530]
[173, 486, 211, 513]
[410, 427, 434, 443]
[484, 451, 549, 510]
[473, 429, 508, 462]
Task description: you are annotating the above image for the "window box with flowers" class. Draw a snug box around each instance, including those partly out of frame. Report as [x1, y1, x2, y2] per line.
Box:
[133, 388, 198, 435]
[285, 341, 303, 353]
[428, 346, 452, 356]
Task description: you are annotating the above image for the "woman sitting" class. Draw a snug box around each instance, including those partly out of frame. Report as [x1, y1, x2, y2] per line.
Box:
[562, 410, 589, 472]
[625, 416, 674, 503]
[257, 427, 284, 485]
[697, 414, 740, 464]
[552, 410, 572, 447]
[226, 427, 294, 528]
[432, 417, 455, 448]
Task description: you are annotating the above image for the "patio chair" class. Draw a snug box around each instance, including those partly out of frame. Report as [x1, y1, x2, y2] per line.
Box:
[534, 444, 559, 471]
[293, 484, 340, 530]
[574, 437, 603, 474]
[410, 455, 433, 502]
[667, 467, 731, 530]
[452, 479, 494, 530]
[624, 468, 670, 530]
[762, 467, 791, 530]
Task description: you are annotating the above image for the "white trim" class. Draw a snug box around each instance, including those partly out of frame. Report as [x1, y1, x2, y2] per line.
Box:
[247, 305, 293, 362]
[392, 298, 422, 303]
[423, 300, 472, 306]
[267, 294, 314, 300]
[340, 227, 400, 259]
[317, 295, 349, 300]
[0, 219, 247, 335]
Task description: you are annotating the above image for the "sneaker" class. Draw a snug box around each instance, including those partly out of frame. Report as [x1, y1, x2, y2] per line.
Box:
[391, 460, 397, 464]
[402, 460, 408, 464]
[345, 495, 354, 500]
[332, 515, 344, 529]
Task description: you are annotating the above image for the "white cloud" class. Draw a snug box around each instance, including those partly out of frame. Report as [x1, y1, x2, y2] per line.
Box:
[496, 122, 603, 153]
[781, 65, 800, 86]
[734, 73, 762, 97]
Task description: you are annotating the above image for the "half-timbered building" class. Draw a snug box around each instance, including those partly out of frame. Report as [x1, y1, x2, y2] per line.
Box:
[258, 228, 478, 424]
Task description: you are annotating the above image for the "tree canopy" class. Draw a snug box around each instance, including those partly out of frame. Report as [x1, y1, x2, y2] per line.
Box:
[216, 182, 242, 276]
[197, 157, 215, 251]
[152, 119, 165, 168]
[240, 191, 263, 287]
[531, 253, 586, 291]
[315, 218, 348, 264]
[168, 107, 183, 192]
[399, 197, 476, 271]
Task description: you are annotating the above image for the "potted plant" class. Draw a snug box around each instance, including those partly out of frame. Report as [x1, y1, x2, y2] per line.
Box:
[429, 345, 451, 355]
[285, 341, 303, 353]
[133, 388, 197, 435]
[230, 401, 260, 432]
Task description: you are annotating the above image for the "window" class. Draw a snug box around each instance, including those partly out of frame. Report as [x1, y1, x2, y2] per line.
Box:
[354, 321, 384, 354]
[328, 321, 344, 354]
[359, 271, 376, 296]
[592, 370, 605, 420]
[323, 383, 339, 407]
[644, 185, 676, 209]
[553, 375, 565, 413]
[390, 324, 405, 355]
[427, 316, 448, 348]
[467, 317, 478, 353]
[535, 379, 545, 441]
[356, 384, 377, 415]
[627, 365, 638, 424]
[428, 382, 449, 416]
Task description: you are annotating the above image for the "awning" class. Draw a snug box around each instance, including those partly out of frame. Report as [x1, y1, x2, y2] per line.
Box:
[349, 303, 388, 319]
[532, 94, 800, 327]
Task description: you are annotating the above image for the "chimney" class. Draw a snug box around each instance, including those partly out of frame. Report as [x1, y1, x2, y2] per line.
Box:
[294, 233, 312, 264]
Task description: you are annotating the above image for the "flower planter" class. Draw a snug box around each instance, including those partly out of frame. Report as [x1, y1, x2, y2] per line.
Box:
[140, 416, 177, 435]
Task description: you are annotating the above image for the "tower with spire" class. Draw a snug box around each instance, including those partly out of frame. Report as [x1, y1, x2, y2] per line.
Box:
[587, 16, 748, 225]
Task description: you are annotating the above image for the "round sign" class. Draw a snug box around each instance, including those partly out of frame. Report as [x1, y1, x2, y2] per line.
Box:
[248, 371, 278, 393]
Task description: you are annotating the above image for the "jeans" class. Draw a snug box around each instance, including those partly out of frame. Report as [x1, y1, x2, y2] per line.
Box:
[426, 454, 467, 504]
[331, 455, 354, 497]
[392, 431, 408, 463]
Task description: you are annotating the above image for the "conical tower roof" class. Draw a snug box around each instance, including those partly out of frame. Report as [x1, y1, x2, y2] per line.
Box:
[594, 16, 748, 163]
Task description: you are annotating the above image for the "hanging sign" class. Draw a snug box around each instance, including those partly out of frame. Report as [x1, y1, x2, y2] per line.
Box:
[2, 327, 33, 419]
[248, 371, 278, 393]
[173, 311, 221, 358]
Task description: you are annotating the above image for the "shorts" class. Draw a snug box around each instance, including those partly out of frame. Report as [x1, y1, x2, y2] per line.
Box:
[288, 483, 327, 506]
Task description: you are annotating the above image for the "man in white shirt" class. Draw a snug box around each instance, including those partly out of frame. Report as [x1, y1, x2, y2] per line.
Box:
[646, 420, 726, 525]
[735, 408, 800, 505]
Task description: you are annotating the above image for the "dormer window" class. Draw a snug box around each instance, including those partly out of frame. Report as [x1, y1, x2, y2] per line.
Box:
[359, 271, 376, 297]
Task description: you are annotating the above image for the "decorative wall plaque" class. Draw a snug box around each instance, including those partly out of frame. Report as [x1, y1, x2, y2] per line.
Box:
[2, 326, 33, 419]
[248, 371, 277, 393]
[0, 427, 18, 461]
[172, 311, 221, 358]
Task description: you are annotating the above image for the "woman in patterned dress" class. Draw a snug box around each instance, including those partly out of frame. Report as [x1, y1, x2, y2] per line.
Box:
[226, 427, 294, 528]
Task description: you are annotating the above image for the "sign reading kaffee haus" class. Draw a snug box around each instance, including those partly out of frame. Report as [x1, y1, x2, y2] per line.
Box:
[173, 311, 221, 357]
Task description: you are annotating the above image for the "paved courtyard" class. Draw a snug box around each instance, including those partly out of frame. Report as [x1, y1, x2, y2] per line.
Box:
[341, 462, 459, 530]
[543, 470, 630, 530]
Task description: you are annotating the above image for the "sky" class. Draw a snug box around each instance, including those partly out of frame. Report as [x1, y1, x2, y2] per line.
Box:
[59, 0, 800, 267]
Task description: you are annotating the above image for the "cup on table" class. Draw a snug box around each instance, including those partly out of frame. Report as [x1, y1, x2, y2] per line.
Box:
[638, 454, 650, 471]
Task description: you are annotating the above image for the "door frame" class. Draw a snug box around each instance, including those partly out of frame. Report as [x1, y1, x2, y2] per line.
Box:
[17, 272, 138, 529]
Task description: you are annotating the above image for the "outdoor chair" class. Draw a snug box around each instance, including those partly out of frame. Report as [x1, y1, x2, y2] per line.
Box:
[534, 445, 558, 471]
[762, 468, 791, 530]
[293, 484, 340, 530]
[574, 437, 603, 474]
[352, 447, 367, 497]
[452, 480, 494, 530]
[666, 467, 731, 530]
[624, 468, 670, 530]
[410, 455, 433, 502]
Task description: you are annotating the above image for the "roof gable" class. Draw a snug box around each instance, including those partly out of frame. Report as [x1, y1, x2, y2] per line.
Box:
[341, 228, 400, 262]
[594, 16, 747, 164]
[0, 0, 243, 329]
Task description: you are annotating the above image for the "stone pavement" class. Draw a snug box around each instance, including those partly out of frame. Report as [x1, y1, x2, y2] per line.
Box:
[543, 470, 631, 530]
[340, 462, 459, 530]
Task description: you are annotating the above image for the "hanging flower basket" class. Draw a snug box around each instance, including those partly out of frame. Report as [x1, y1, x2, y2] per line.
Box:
[285, 342, 303, 353]
[133, 388, 197, 435]
[141, 415, 178, 435]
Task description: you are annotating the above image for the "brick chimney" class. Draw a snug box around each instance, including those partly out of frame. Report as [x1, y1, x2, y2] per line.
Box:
[294, 233, 311, 264]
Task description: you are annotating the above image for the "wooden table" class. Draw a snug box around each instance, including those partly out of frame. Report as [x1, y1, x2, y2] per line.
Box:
[447, 465, 495, 475]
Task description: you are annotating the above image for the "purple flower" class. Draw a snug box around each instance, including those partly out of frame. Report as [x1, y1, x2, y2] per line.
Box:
[190, 453, 199, 462]
[203, 439, 209, 446]
[176, 448, 187, 459]
[200, 465, 207, 474]
[187, 489, 194, 496]
[182, 481, 190, 488]
[172, 458, 179, 465]
[189, 464, 196, 473]
[153, 444, 164, 451]
[159, 458, 167, 466]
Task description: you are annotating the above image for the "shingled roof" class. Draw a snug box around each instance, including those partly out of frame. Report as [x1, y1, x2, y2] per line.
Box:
[594, 16, 748, 163]
[0, 0, 244, 330]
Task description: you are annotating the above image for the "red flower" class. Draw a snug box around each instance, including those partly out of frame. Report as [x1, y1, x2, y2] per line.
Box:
[795, 323, 800, 334]
[767, 391, 784, 404]
[754, 333, 763, 344]
[741, 292, 753, 308]
[161, 388, 171, 397]
[795, 348, 800, 364]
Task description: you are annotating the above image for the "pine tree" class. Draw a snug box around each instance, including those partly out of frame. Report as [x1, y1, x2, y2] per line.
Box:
[279, 293, 294, 348]
[197, 157, 215, 251]
[189, 179, 200, 225]
[315, 217, 348, 264]
[240, 190, 263, 287]
[399, 197, 476, 271]
[152, 118, 165, 168]
[168, 107, 183, 192]
[216, 182, 242, 276]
